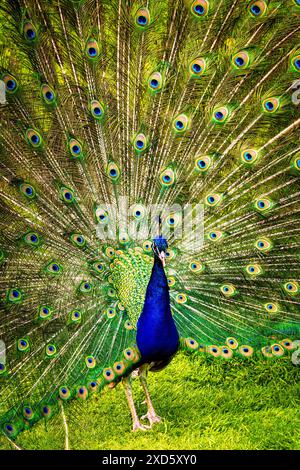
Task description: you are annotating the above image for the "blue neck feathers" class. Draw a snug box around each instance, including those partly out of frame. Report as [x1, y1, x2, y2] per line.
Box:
[136, 255, 179, 363]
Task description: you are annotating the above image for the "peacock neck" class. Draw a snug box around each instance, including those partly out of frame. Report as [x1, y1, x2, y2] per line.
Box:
[147, 256, 169, 297]
[138, 255, 172, 321]
[136, 254, 179, 362]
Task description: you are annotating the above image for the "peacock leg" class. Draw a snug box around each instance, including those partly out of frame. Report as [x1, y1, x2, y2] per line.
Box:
[139, 365, 162, 427]
[122, 376, 150, 432]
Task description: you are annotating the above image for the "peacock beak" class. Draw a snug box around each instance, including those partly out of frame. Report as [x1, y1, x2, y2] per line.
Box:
[159, 251, 166, 267]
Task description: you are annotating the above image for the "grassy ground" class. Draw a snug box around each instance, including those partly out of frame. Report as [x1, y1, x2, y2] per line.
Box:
[0, 351, 300, 450]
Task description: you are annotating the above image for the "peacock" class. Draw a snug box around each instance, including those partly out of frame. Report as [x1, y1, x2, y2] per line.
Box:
[0, 0, 300, 446]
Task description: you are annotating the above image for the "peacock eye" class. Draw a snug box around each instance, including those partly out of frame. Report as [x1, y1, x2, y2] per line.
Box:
[205, 193, 222, 207]
[79, 280, 92, 294]
[41, 84, 56, 104]
[232, 51, 250, 69]
[226, 337, 238, 350]
[173, 114, 189, 133]
[189, 260, 205, 273]
[292, 55, 300, 71]
[175, 293, 187, 304]
[124, 319, 134, 330]
[131, 204, 146, 220]
[264, 302, 278, 313]
[148, 72, 162, 92]
[69, 309, 82, 323]
[262, 97, 280, 113]
[2, 74, 18, 93]
[241, 148, 258, 165]
[26, 129, 42, 148]
[70, 233, 86, 248]
[23, 406, 33, 419]
[246, 264, 262, 276]
[60, 187, 75, 204]
[89, 100, 104, 120]
[166, 213, 181, 228]
[7, 288, 22, 303]
[212, 106, 229, 123]
[85, 356, 96, 368]
[283, 281, 299, 295]
[133, 133, 148, 153]
[5, 424, 14, 435]
[135, 8, 150, 27]
[114, 361, 125, 375]
[106, 162, 120, 181]
[159, 168, 176, 187]
[249, 1, 267, 17]
[220, 284, 236, 297]
[103, 367, 115, 382]
[47, 263, 60, 277]
[208, 230, 223, 242]
[18, 338, 30, 352]
[23, 21, 37, 41]
[191, 0, 209, 17]
[68, 138, 83, 159]
[271, 344, 284, 357]
[254, 197, 273, 213]
[59, 386, 71, 399]
[185, 337, 199, 350]
[46, 344, 57, 357]
[239, 345, 254, 357]
[86, 39, 100, 59]
[195, 155, 211, 172]
[189, 58, 206, 77]
[208, 345, 220, 357]
[77, 386, 88, 399]
[23, 231, 41, 247]
[39, 305, 52, 319]
[167, 276, 176, 287]
[143, 240, 152, 252]
[105, 246, 115, 259]
[123, 348, 135, 361]
[91, 260, 104, 274]
[20, 183, 36, 199]
[255, 237, 272, 252]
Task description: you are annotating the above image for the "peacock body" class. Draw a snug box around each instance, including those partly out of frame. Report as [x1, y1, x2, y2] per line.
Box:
[0, 0, 300, 445]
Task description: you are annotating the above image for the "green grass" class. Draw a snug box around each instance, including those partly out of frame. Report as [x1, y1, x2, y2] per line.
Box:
[1, 351, 300, 450]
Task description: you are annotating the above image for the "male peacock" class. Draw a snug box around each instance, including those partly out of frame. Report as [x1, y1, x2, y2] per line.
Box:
[0, 0, 300, 446]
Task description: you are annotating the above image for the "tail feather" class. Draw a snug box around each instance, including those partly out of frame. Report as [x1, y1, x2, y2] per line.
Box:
[0, 0, 300, 441]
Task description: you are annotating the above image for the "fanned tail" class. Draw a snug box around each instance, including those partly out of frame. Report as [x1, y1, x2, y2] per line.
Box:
[0, 0, 300, 442]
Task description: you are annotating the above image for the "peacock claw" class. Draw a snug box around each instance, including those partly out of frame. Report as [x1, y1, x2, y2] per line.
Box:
[141, 412, 162, 427]
[132, 421, 150, 432]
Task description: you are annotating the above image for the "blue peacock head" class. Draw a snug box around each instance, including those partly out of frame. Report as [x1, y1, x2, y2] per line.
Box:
[152, 235, 168, 267]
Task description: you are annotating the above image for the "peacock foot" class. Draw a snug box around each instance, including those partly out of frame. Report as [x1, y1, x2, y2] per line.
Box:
[141, 412, 162, 427]
[132, 421, 150, 432]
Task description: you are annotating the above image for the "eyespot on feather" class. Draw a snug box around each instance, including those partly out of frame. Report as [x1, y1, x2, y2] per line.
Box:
[191, 0, 209, 18]
[226, 337, 238, 350]
[159, 168, 176, 187]
[135, 8, 150, 27]
[189, 58, 206, 77]
[207, 345, 220, 357]
[2, 74, 18, 93]
[85, 39, 100, 60]
[248, 1, 267, 17]
[148, 72, 162, 92]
